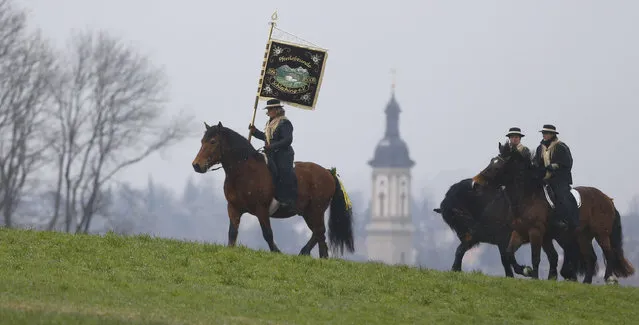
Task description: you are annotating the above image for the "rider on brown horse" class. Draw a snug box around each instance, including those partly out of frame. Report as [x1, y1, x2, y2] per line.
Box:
[506, 127, 532, 161]
[249, 99, 298, 213]
[533, 124, 579, 231]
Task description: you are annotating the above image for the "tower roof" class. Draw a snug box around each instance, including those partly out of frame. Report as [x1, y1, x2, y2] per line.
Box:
[368, 90, 415, 168]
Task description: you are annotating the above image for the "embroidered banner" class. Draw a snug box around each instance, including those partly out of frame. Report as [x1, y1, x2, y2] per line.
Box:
[258, 40, 328, 110]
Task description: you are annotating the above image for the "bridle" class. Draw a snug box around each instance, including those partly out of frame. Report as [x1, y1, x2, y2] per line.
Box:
[482, 155, 505, 176]
[206, 154, 222, 171]
[205, 145, 266, 172]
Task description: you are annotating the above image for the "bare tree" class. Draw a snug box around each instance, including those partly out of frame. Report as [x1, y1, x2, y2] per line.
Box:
[0, 0, 56, 227]
[48, 29, 190, 233]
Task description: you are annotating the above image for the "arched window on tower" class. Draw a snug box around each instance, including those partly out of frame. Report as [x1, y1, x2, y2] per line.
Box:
[378, 179, 386, 217]
[400, 178, 409, 216]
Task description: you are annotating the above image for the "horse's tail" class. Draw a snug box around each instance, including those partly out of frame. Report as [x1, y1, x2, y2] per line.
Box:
[327, 168, 355, 256]
[609, 207, 635, 277]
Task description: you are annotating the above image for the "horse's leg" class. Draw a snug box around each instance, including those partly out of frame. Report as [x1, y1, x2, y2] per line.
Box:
[499, 237, 531, 277]
[227, 203, 242, 247]
[542, 237, 559, 280]
[506, 231, 531, 277]
[256, 207, 281, 253]
[528, 227, 544, 279]
[451, 239, 477, 272]
[497, 243, 515, 277]
[298, 214, 318, 256]
[559, 245, 578, 282]
[557, 234, 580, 282]
[594, 234, 618, 284]
[578, 233, 596, 284]
[308, 210, 329, 258]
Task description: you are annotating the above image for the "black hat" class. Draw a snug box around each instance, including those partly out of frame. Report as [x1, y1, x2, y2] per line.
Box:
[263, 99, 283, 110]
[539, 124, 559, 134]
[506, 127, 525, 137]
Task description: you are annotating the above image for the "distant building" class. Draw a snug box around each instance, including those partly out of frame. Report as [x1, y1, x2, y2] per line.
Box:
[365, 85, 416, 266]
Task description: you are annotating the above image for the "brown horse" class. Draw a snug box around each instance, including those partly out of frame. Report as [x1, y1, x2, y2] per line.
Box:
[191, 121, 355, 258]
[472, 142, 634, 284]
[434, 178, 593, 281]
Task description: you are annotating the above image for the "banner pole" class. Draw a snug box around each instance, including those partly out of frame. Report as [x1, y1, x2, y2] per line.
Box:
[248, 11, 278, 142]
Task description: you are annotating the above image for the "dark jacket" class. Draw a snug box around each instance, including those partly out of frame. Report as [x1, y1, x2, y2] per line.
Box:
[534, 138, 573, 186]
[252, 118, 294, 154]
[252, 118, 295, 174]
[252, 117, 297, 204]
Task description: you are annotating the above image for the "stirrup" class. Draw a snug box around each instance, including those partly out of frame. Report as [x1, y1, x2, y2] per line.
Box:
[268, 199, 280, 216]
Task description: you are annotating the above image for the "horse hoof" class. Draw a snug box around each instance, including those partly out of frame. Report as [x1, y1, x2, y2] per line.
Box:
[548, 275, 558, 281]
[523, 266, 533, 277]
[605, 276, 619, 285]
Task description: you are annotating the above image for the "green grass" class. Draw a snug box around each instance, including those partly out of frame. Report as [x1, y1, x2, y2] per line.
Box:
[1, 228, 638, 325]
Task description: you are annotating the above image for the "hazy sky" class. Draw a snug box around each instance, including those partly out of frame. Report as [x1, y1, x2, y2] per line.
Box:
[19, 0, 639, 213]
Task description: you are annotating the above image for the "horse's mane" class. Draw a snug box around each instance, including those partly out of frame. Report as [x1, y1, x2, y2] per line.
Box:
[442, 179, 487, 221]
[499, 142, 543, 196]
[439, 178, 511, 238]
[205, 123, 266, 164]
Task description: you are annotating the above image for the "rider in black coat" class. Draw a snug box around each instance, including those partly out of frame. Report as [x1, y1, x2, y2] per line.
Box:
[533, 124, 578, 231]
[249, 99, 298, 210]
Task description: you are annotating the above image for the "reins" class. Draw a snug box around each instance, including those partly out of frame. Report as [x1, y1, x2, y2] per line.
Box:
[207, 146, 266, 172]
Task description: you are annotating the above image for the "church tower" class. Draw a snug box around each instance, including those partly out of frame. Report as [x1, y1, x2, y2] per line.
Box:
[365, 82, 416, 266]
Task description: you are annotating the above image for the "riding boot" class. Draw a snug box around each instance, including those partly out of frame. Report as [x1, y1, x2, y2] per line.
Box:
[555, 186, 579, 231]
[554, 184, 578, 231]
[549, 208, 568, 230]
[274, 149, 297, 211]
[564, 195, 580, 231]
[278, 174, 297, 210]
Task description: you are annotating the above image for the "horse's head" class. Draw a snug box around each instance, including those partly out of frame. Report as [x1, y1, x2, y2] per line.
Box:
[472, 141, 533, 191]
[471, 141, 516, 189]
[192, 121, 226, 173]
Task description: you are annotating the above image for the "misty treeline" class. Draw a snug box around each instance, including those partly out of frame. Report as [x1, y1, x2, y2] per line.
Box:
[0, 0, 190, 232]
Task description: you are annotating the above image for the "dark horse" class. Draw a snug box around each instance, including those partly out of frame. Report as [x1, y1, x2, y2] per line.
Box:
[434, 178, 590, 280]
[191, 122, 355, 258]
[472, 142, 634, 284]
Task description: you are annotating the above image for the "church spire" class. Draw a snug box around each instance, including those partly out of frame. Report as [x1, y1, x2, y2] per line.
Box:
[368, 68, 414, 169]
[385, 68, 400, 138]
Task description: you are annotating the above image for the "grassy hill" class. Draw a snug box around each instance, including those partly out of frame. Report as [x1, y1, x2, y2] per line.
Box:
[1, 228, 638, 325]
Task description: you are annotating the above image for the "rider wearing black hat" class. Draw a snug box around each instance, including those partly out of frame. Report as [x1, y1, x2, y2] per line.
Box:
[505, 127, 532, 161]
[249, 99, 298, 212]
[533, 124, 578, 231]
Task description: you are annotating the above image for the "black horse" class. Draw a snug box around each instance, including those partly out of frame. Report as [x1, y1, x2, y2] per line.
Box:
[434, 178, 594, 280]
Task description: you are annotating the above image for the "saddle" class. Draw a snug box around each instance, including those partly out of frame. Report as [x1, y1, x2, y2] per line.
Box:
[265, 156, 296, 179]
[543, 185, 581, 209]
